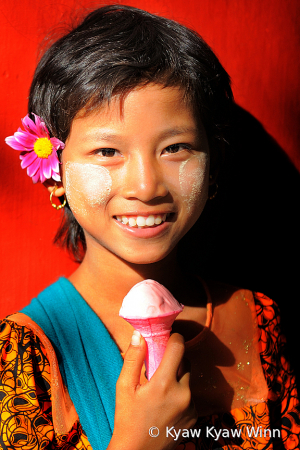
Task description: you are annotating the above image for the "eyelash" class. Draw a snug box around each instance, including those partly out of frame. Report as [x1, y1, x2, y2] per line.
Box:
[95, 148, 118, 157]
[163, 143, 192, 154]
[95, 143, 192, 157]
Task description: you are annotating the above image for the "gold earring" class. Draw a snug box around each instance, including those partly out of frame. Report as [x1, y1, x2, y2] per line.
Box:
[209, 183, 218, 200]
[209, 175, 218, 200]
[50, 185, 67, 210]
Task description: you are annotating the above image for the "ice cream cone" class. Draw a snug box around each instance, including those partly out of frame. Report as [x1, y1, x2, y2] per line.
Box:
[119, 280, 184, 379]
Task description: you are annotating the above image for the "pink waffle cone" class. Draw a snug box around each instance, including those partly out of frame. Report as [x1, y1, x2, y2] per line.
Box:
[119, 279, 184, 379]
[122, 310, 182, 379]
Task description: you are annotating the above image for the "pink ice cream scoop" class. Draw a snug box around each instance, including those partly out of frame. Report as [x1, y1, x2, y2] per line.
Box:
[119, 279, 184, 379]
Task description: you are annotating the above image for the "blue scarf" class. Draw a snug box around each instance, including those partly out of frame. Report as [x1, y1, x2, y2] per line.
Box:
[21, 277, 123, 450]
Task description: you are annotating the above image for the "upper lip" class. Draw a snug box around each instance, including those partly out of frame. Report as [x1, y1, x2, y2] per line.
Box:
[114, 211, 174, 216]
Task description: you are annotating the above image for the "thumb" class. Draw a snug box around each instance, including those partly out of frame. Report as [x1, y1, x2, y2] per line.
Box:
[118, 331, 147, 390]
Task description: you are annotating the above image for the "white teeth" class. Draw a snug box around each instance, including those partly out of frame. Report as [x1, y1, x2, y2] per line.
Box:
[136, 216, 146, 227]
[116, 213, 170, 227]
[128, 218, 136, 227]
[145, 215, 155, 226]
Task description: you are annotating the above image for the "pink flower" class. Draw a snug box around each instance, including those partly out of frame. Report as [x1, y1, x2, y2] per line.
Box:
[5, 114, 65, 183]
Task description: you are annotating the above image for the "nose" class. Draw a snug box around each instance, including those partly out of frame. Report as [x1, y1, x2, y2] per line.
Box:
[121, 154, 168, 202]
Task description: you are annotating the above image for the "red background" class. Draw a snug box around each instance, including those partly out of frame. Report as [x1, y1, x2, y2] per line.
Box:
[1, 0, 300, 318]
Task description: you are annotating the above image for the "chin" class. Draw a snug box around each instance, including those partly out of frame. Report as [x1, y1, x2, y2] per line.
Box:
[119, 245, 176, 266]
[131, 257, 165, 265]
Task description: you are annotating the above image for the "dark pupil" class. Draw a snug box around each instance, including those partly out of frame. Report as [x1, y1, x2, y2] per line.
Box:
[102, 149, 115, 157]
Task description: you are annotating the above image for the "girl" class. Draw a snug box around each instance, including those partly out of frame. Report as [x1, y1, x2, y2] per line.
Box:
[1, 5, 299, 449]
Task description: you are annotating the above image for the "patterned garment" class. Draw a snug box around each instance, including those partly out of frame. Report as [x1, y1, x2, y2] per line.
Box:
[0, 293, 299, 449]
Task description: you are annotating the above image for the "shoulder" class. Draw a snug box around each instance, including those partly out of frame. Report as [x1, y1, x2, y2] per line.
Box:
[205, 279, 255, 304]
[0, 316, 52, 396]
[205, 280, 259, 331]
[205, 281, 294, 390]
[0, 317, 87, 448]
[206, 281, 286, 362]
[0, 317, 54, 446]
[205, 283, 300, 442]
[205, 280, 280, 326]
[0, 316, 51, 376]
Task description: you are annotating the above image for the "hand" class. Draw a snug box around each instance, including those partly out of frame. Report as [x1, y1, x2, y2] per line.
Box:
[108, 331, 197, 450]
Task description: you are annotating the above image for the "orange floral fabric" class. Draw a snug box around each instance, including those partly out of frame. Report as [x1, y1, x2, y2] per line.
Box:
[0, 319, 91, 449]
[0, 293, 299, 449]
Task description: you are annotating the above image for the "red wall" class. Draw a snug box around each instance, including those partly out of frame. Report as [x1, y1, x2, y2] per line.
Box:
[1, 0, 300, 316]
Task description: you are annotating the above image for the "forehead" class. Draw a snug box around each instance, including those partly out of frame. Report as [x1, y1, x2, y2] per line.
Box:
[69, 84, 204, 141]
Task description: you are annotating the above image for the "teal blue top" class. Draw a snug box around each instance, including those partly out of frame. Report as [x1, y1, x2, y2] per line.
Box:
[21, 277, 123, 450]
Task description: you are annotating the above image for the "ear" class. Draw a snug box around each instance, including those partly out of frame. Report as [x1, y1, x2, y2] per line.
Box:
[43, 178, 65, 197]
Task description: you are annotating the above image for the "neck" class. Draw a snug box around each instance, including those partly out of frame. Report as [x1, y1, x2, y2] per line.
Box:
[69, 241, 207, 351]
[69, 243, 185, 311]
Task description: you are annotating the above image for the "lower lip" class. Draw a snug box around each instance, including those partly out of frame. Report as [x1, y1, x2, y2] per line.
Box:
[114, 218, 171, 238]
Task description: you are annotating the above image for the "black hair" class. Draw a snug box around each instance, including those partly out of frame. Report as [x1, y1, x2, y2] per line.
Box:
[28, 4, 233, 261]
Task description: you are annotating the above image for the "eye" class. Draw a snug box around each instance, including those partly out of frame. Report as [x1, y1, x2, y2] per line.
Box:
[162, 143, 192, 154]
[95, 148, 118, 157]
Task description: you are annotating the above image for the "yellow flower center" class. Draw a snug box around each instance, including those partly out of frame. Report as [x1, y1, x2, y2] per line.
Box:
[33, 138, 53, 158]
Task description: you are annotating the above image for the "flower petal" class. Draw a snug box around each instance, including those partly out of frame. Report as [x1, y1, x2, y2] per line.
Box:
[48, 151, 60, 172]
[32, 171, 41, 184]
[14, 131, 36, 147]
[5, 136, 25, 151]
[33, 114, 49, 138]
[32, 113, 42, 128]
[52, 172, 61, 182]
[7, 113, 59, 183]
[40, 123, 50, 138]
[27, 158, 41, 177]
[39, 169, 46, 183]
[42, 158, 52, 179]
[50, 137, 65, 150]
[21, 115, 39, 135]
[20, 151, 38, 169]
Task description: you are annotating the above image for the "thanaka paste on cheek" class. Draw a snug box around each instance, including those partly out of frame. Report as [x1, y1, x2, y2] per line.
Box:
[65, 162, 112, 215]
[179, 153, 208, 214]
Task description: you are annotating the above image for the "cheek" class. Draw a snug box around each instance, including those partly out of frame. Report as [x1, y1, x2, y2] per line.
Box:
[179, 154, 208, 214]
[64, 162, 112, 216]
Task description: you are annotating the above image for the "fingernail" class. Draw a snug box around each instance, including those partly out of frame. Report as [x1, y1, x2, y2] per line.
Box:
[131, 330, 141, 346]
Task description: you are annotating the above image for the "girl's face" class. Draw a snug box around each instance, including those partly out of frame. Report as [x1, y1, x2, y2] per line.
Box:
[61, 84, 210, 264]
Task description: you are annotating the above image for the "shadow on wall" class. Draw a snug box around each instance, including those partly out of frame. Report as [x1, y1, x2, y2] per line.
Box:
[179, 103, 300, 385]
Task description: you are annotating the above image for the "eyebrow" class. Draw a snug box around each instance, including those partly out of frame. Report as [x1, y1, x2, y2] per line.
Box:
[83, 126, 199, 143]
[158, 127, 198, 140]
[83, 131, 119, 142]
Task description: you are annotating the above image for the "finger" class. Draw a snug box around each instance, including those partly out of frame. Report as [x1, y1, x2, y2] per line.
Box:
[153, 333, 186, 381]
[177, 356, 191, 381]
[118, 331, 147, 390]
[178, 369, 191, 389]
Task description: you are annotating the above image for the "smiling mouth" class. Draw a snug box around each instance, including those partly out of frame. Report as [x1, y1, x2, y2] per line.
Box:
[114, 213, 172, 228]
